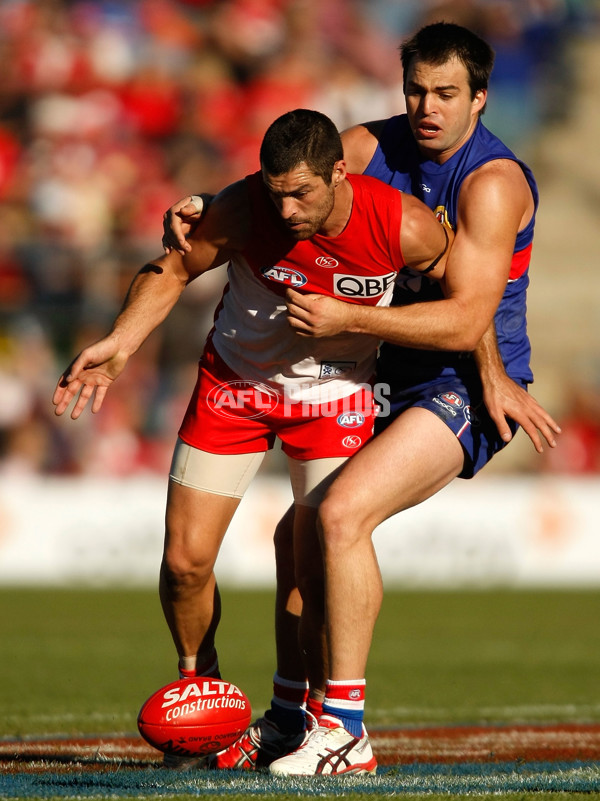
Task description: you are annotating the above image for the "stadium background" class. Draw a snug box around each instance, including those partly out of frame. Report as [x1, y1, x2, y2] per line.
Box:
[0, 0, 599, 589]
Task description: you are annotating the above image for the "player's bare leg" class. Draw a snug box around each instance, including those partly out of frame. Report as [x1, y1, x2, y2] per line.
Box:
[208, 505, 312, 771]
[270, 408, 465, 776]
[320, 408, 464, 680]
[211, 478, 338, 770]
[159, 480, 241, 673]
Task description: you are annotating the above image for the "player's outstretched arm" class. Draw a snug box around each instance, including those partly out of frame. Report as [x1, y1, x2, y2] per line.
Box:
[52, 337, 129, 419]
[53, 257, 190, 419]
[474, 325, 561, 453]
[55, 182, 246, 420]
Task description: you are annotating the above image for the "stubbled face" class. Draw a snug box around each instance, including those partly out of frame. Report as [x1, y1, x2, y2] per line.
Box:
[404, 56, 486, 163]
[262, 162, 336, 240]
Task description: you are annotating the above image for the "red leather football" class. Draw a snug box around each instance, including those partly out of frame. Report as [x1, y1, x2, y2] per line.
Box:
[137, 677, 252, 757]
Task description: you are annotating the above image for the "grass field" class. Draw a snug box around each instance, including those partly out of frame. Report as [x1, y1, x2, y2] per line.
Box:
[2, 587, 600, 737]
[2, 587, 600, 799]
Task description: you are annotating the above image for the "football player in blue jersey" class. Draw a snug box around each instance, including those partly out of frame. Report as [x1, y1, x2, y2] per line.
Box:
[163, 22, 561, 775]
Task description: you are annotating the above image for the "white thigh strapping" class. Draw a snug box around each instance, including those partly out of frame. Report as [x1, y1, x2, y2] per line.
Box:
[169, 438, 265, 498]
[287, 455, 348, 508]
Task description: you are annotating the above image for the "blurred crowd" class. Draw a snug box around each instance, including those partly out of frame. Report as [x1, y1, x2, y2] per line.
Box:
[0, 0, 598, 478]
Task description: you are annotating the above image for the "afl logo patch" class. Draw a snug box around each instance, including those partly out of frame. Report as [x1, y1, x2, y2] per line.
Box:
[337, 412, 365, 428]
[261, 266, 307, 287]
[438, 392, 464, 409]
[315, 255, 338, 268]
[207, 380, 279, 420]
[342, 435, 362, 449]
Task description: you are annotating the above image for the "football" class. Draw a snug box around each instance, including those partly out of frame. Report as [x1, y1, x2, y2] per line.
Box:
[137, 677, 252, 757]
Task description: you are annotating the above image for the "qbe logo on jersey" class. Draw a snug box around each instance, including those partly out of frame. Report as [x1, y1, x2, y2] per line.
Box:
[334, 271, 396, 298]
[207, 380, 279, 419]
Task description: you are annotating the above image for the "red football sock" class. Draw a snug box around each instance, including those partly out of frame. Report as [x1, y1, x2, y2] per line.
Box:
[306, 695, 323, 720]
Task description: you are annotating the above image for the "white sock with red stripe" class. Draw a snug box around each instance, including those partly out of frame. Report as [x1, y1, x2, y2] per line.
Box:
[322, 678, 365, 737]
[178, 650, 220, 679]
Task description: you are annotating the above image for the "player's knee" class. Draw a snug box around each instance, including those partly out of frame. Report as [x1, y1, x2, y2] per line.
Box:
[318, 490, 365, 552]
[161, 536, 216, 589]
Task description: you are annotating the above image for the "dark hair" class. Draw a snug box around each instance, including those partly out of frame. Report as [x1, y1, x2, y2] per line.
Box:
[260, 109, 344, 184]
[400, 22, 495, 99]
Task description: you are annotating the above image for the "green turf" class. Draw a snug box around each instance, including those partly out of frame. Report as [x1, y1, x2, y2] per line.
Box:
[6, 795, 600, 801]
[3, 758, 600, 797]
[2, 589, 600, 798]
[2, 793, 600, 801]
[368, 588, 600, 726]
[1, 587, 600, 739]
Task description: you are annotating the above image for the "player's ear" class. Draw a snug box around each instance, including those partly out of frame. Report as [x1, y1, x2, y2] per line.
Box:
[473, 88, 487, 114]
[332, 160, 347, 186]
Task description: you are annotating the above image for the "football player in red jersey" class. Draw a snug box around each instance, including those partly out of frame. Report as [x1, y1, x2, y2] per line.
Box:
[53, 108, 452, 769]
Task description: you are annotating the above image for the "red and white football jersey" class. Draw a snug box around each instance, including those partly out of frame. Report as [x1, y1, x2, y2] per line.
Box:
[209, 171, 406, 404]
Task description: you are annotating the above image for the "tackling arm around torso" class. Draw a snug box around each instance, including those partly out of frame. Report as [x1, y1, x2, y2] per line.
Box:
[312, 157, 530, 351]
[284, 191, 451, 339]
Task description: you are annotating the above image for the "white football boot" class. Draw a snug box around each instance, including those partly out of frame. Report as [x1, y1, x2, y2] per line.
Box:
[269, 715, 377, 776]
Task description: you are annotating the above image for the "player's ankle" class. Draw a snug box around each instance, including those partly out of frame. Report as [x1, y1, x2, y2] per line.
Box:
[265, 673, 309, 733]
[322, 678, 366, 737]
[265, 704, 305, 734]
[178, 649, 220, 678]
[306, 695, 323, 720]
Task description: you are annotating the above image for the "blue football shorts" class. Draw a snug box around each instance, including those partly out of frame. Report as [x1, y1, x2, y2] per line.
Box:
[373, 375, 525, 479]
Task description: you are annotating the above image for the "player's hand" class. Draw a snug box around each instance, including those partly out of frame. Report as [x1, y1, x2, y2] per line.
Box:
[285, 288, 352, 337]
[482, 374, 561, 453]
[52, 340, 129, 420]
[162, 195, 205, 254]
